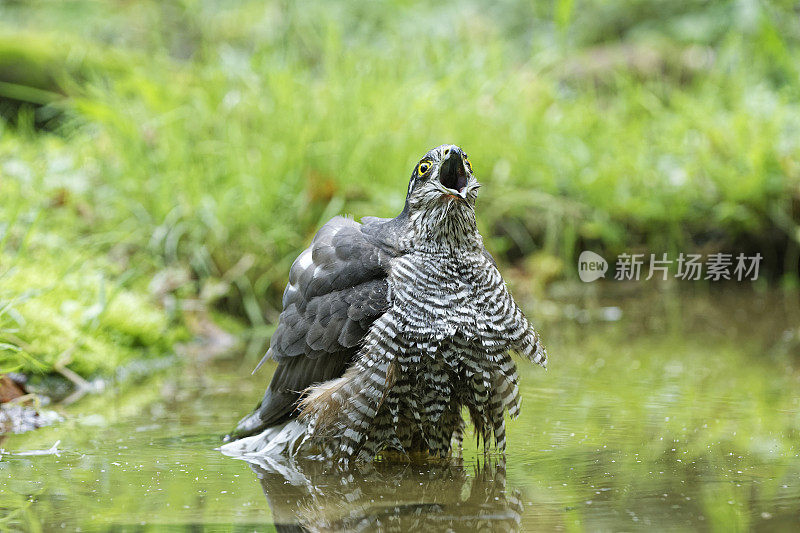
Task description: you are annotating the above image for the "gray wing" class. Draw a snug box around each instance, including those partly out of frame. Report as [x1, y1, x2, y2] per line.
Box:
[229, 215, 400, 440]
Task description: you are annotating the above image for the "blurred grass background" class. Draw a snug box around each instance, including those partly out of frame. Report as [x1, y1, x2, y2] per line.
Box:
[1, 0, 799, 378]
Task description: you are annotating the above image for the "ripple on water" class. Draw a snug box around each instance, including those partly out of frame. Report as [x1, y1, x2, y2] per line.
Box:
[2, 289, 800, 530]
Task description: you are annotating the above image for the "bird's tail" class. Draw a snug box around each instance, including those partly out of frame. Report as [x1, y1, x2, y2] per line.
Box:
[219, 419, 308, 457]
[298, 359, 395, 460]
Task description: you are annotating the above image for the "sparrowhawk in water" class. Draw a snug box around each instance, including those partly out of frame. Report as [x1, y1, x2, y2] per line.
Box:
[222, 144, 547, 462]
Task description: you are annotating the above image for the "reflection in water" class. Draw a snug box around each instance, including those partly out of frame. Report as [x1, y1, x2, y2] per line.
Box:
[3, 289, 799, 530]
[243, 455, 523, 532]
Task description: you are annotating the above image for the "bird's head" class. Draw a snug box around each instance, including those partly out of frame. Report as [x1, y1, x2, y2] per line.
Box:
[404, 144, 480, 212]
[402, 144, 482, 249]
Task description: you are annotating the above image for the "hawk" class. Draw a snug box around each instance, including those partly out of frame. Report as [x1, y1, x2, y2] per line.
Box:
[222, 145, 547, 462]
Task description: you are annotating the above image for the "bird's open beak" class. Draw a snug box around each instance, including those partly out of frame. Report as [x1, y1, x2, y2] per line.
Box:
[439, 150, 469, 195]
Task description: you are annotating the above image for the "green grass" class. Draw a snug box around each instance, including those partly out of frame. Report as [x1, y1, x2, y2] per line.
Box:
[0, 133, 186, 377]
[1, 0, 799, 374]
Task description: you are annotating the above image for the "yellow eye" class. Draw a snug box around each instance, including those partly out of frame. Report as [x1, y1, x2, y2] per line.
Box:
[417, 160, 432, 175]
[463, 154, 472, 171]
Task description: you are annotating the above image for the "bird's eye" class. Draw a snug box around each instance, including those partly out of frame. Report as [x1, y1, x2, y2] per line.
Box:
[417, 160, 432, 175]
[463, 154, 472, 171]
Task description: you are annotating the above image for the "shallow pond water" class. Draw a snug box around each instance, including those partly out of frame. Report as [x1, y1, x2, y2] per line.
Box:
[2, 287, 800, 531]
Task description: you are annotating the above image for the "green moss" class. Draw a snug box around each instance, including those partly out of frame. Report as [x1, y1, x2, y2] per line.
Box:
[0, 231, 187, 377]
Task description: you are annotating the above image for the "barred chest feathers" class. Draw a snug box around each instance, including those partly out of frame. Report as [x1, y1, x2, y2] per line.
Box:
[389, 249, 513, 344]
[300, 245, 540, 461]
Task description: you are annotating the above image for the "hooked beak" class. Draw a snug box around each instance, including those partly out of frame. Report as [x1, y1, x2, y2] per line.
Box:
[439, 149, 469, 195]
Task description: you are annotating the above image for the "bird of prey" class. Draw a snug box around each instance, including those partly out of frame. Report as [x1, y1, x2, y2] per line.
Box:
[222, 144, 547, 462]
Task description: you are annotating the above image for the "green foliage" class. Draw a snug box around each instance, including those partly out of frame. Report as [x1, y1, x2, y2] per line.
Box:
[0, 0, 798, 364]
[0, 135, 186, 376]
[0, 244, 184, 376]
[0, 250, 179, 376]
[1, 0, 798, 322]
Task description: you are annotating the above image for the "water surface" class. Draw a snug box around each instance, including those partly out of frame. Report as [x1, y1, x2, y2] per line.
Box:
[2, 287, 799, 531]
